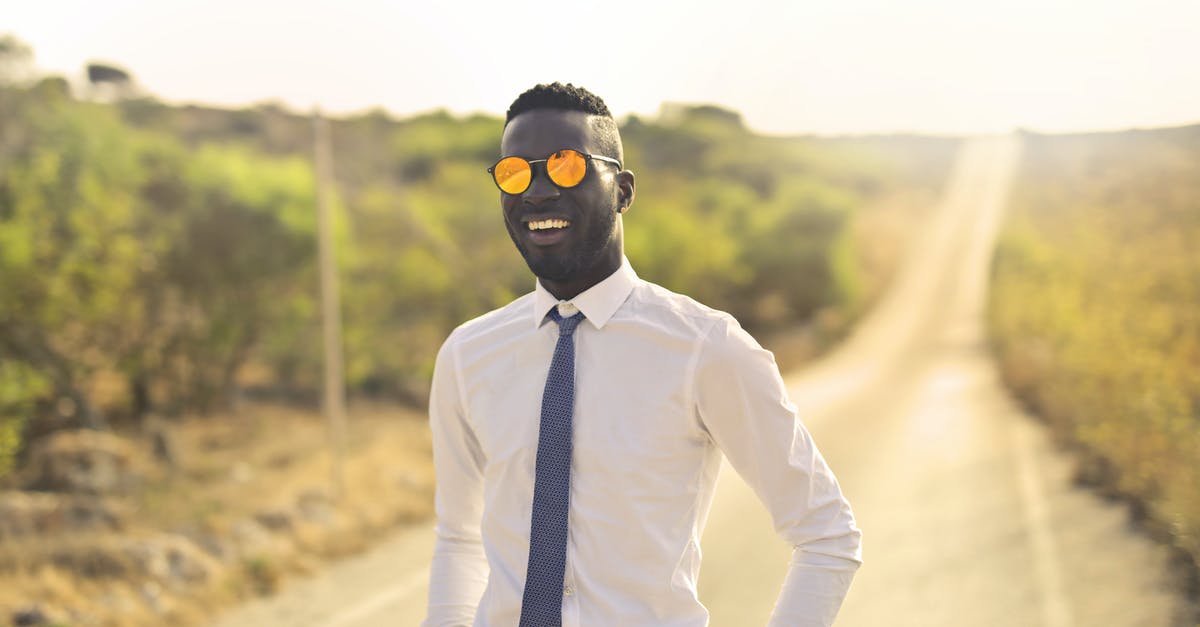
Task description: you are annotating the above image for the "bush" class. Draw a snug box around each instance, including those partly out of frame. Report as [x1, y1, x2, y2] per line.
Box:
[989, 126, 1200, 570]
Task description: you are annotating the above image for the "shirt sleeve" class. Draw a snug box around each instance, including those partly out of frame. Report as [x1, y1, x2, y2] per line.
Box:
[694, 317, 862, 627]
[423, 333, 490, 626]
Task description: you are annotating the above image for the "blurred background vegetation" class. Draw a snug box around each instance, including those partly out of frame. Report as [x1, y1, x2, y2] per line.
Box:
[0, 37, 961, 617]
[2, 27, 1199, 624]
[990, 126, 1200, 579]
[0, 34, 955, 477]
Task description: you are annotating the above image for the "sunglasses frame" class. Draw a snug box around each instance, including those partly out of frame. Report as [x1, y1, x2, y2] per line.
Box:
[487, 149, 623, 195]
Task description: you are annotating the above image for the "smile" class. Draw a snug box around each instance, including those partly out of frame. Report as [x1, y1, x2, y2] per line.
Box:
[528, 219, 570, 231]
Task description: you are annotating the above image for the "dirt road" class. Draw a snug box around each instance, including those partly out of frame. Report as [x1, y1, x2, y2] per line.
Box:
[212, 136, 1192, 626]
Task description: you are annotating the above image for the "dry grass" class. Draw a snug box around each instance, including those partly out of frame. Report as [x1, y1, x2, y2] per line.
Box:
[989, 128, 1200, 607]
[0, 401, 435, 626]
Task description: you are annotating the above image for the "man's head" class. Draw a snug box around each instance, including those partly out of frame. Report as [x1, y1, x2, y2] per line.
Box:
[497, 82, 635, 300]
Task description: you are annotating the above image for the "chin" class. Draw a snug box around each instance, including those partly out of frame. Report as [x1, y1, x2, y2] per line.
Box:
[525, 252, 580, 283]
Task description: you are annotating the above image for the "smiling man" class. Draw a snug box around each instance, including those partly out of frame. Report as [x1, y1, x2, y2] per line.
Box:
[423, 83, 861, 627]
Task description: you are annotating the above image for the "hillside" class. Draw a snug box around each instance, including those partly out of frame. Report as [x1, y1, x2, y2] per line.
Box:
[989, 124, 1200, 593]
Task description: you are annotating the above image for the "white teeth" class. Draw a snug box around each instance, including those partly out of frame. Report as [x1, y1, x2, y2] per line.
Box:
[528, 219, 570, 231]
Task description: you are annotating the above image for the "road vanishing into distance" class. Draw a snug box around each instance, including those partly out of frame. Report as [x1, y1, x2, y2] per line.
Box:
[213, 136, 1193, 627]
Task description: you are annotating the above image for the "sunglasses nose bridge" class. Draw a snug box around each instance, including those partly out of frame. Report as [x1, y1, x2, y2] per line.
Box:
[524, 162, 561, 202]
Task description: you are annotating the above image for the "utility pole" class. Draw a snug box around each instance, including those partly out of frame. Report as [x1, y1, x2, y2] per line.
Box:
[313, 109, 347, 499]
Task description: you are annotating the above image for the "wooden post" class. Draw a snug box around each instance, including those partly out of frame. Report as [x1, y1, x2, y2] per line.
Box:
[313, 109, 347, 499]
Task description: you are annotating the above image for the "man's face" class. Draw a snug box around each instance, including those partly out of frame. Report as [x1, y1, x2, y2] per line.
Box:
[499, 109, 624, 287]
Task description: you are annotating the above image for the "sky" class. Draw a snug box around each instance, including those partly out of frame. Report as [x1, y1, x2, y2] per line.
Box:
[7, 0, 1200, 135]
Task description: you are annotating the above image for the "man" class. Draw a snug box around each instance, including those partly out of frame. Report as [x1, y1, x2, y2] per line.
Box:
[424, 82, 861, 626]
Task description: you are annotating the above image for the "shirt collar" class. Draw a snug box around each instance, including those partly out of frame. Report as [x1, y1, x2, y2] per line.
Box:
[533, 257, 638, 330]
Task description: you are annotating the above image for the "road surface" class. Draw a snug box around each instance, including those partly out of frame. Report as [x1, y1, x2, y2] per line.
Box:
[212, 136, 1193, 626]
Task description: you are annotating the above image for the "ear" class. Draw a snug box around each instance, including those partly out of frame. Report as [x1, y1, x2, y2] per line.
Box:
[615, 170, 635, 214]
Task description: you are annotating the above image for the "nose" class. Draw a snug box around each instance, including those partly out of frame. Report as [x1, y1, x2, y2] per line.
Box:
[523, 165, 560, 206]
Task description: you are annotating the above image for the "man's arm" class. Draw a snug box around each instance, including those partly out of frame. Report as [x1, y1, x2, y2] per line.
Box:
[694, 317, 862, 627]
[423, 334, 489, 626]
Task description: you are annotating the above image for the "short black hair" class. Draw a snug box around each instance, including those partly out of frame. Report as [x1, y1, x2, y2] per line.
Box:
[506, 82, 612, 124]
[505, 82, 624, 165]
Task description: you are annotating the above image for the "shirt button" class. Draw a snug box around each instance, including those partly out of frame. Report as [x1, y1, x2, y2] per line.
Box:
[556, 302, 578, 317]
[563, 584, 575, 596]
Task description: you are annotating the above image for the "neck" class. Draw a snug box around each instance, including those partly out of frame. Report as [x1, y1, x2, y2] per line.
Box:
[540, 252, 622, 301]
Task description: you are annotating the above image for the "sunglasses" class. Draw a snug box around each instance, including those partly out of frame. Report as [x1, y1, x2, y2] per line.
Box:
[488, 149, 622, 195]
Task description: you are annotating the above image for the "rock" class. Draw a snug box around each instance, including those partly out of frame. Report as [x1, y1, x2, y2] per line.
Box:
[96, 589, 139, 615]
[42, 532, 222, 588]
[11, 605, 48, 626]
[254, 507, 295, 532]
[23, 430, 148, 495]
[139, 581, 169, 614]
[190, 530, 237, 563]
[295, 488, 335, 524]
[48, 541, 133, 578]
[230, 519, 292, 558]
[122, 534, 223, 588]
[0, 491, 127, 540]
[9, 605, 70, 626]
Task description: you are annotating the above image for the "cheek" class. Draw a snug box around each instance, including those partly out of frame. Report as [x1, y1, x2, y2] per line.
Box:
[501, 197, 520, 219]
[583, 180, 617, 208]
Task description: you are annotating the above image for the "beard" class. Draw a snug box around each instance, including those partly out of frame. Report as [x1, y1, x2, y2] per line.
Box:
[509, 210, 618, 283]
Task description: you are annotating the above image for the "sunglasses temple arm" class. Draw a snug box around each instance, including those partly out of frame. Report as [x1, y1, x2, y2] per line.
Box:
[592, 155, 622, 169]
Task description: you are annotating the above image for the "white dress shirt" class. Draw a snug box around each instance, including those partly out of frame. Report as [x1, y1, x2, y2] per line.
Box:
[424, 258, 861, 626]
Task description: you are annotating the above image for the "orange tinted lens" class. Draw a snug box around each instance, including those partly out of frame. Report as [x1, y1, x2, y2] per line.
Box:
[493, 157, 531, 194]
[546, 150, 587, 188]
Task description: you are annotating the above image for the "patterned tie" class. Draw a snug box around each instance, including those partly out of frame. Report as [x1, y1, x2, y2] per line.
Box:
[519, 308, 585, 627]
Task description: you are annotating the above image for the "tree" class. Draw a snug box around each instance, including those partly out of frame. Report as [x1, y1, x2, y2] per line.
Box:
[0, 34, 34, 86]
[86, 62, 135, 101]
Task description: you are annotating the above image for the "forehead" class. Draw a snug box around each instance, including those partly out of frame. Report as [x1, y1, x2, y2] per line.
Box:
[500, 109, 602, 158]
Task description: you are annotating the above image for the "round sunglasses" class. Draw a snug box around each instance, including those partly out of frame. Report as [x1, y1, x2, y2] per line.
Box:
[488, 149, 622, 195]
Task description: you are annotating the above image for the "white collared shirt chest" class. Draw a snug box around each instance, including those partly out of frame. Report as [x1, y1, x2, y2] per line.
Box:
[425, 259, 861, 627]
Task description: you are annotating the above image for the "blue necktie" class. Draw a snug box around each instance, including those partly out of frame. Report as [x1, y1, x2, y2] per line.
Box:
[519, 309, 585, 627]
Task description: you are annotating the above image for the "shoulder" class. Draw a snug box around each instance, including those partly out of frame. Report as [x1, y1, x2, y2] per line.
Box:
[627, 280, 747, 342]
[635, 280, 770, 366]
[440, 291, 535, 354]
[627, 280, 778, 385]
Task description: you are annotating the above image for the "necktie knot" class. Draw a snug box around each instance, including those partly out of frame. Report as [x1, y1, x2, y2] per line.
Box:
[548, 309, 585, 337]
